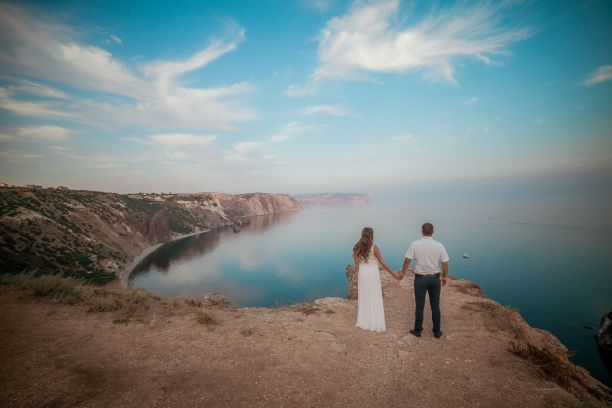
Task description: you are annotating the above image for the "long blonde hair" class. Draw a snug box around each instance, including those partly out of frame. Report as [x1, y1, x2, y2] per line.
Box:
[353, 227, 374, 262]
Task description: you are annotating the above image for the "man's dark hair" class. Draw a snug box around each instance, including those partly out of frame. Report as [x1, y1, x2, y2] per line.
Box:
[422, 222, 434, 236]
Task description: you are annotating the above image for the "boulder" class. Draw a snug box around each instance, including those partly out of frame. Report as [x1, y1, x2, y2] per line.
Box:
[596, 311, 612, 351]
[314, 297, 347, 308]
[330, 342, 347, 353]
[203, 292, 230, 307]
[596, 311, 612, 374]
[345, 264, 358, 300]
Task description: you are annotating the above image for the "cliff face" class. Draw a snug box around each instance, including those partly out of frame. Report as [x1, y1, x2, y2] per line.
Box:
[207, 192, 302, 217]
[293, 193, 369, 206]
[0, 187, 302, 281]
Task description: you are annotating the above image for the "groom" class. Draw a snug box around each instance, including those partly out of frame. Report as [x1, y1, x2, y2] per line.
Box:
[400, 223, 449, 338]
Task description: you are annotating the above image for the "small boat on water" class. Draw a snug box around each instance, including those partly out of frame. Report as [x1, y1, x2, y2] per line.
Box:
[462, 253, 471, 259]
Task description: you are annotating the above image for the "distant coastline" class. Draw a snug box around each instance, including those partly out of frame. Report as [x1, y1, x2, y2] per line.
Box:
[293, 192, 369, 206]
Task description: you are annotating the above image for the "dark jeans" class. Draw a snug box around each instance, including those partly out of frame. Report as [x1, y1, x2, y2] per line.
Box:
[413, 274, 441, 334]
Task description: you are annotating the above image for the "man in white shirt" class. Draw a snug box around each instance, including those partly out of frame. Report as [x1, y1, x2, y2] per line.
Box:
[400, 222, 449, 338]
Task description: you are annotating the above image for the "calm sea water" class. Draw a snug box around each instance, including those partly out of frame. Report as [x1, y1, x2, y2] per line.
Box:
[129, 199, 612, 386]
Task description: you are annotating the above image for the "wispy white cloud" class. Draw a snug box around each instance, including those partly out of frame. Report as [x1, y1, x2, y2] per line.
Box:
[580, 65, 612, 87]
[288, 0, 531, 95]
[0, 125, 78, 142]
[463, 97, 478, 105]
[233, 141, 262, 154]
[268, 121, 318, 142]
[391, 134, 414, 143]
[0, 150, 42, 159]
[302, 104, 348, 116]
[0, 4, 254, 131]
[108, 34, 122, 45]
[2, 79, 67, 99]
[0, 97, 76, 118]
[148, 133, 217, 147]
[301, 0, 337, 12]
[535, 117, 546, 125]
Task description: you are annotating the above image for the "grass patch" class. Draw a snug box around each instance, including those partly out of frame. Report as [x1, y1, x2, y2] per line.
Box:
[510, 340, 572, 387]
[1, 273, 231, 331]
[453, 280, 484, 297]
[3, 273, 82, 299]
[293, 302, 320, 316]
[510, 340, 612, 402]
[196, 309, 217, 325]
[463, 300, 527, 340]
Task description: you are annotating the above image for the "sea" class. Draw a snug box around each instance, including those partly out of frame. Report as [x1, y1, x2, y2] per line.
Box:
[129, 197, 612, 386]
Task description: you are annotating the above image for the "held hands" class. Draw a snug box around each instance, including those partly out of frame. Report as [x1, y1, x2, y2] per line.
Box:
[393, 268, 415, 281]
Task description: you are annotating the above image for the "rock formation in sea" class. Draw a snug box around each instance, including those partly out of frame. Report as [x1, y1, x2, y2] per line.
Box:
[0, 186, 302, 282]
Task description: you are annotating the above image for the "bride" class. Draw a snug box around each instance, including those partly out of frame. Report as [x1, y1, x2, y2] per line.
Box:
[352, 227, 401, 332]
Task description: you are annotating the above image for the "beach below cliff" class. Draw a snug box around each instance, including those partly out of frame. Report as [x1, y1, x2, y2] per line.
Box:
[1, 271, 610, 407]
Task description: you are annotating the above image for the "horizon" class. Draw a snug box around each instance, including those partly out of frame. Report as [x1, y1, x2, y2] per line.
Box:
[0, 1, 611, 196]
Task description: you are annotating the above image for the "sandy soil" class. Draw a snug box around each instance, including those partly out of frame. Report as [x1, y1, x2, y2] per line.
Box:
[1, 273, 609, 408]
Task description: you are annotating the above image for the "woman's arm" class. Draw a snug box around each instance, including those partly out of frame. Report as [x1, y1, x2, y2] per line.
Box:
[373, 245, 400, 280]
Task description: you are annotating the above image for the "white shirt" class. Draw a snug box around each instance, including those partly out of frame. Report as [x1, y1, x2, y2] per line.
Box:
[405, 236, 449, 275]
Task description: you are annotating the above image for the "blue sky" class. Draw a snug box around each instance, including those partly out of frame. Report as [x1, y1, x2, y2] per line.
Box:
[0, 0, 611, 194]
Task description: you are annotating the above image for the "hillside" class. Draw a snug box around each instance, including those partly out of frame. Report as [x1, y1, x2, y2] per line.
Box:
[293, 193, 370, 206]
[0, 186, 302, 282]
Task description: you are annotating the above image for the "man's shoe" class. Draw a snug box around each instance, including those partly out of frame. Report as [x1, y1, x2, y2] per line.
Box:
[409, 329, 421, 337]
[434, 331, 443, 339]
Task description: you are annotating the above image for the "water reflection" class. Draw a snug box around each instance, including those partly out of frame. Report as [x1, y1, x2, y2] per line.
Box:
[129, 211, 295, 279]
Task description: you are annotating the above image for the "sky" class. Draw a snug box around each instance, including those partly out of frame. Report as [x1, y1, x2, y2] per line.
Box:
[0, 0, 611, 195]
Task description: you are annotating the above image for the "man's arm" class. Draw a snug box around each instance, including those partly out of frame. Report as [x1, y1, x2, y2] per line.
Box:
[401, 258, 411, 275]
[441, 261, 448, 286]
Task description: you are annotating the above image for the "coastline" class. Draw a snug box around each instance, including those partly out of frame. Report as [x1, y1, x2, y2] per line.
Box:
[120, 229, 211, 285]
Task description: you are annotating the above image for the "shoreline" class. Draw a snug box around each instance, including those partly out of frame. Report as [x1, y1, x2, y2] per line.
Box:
[120, 210, 304, 285]
[120, 229, 211, 285]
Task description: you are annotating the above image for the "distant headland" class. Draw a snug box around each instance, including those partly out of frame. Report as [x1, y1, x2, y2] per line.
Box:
[293, 193, 369, 206]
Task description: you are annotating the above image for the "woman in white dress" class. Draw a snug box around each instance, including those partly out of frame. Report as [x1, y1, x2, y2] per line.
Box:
[353, 227, 401, 332]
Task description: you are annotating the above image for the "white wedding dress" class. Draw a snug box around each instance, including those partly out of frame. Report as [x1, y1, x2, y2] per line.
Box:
[356, 246, 386, 332]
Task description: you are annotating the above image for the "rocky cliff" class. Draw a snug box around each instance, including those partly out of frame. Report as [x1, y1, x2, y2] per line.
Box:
[0, 186, 302, 282]
[208, 192, 302, 217]
[293, 193, 369, 206]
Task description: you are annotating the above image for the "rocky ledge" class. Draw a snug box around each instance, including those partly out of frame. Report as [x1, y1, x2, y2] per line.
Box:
[0, 270, 610, 407]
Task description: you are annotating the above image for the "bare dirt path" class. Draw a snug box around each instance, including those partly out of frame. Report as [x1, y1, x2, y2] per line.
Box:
[0, 274, 608, 407]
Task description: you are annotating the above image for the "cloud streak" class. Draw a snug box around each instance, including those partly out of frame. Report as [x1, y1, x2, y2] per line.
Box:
[580, 65, 612, 87]
[302, 104, 348, 116]
[288, 0, 531, 95]
[0, 4, 254, 131]
[268, 121, 318, 142]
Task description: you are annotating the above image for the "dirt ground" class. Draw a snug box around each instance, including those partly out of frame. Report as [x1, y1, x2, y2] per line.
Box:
[1, 273, 609, 407]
